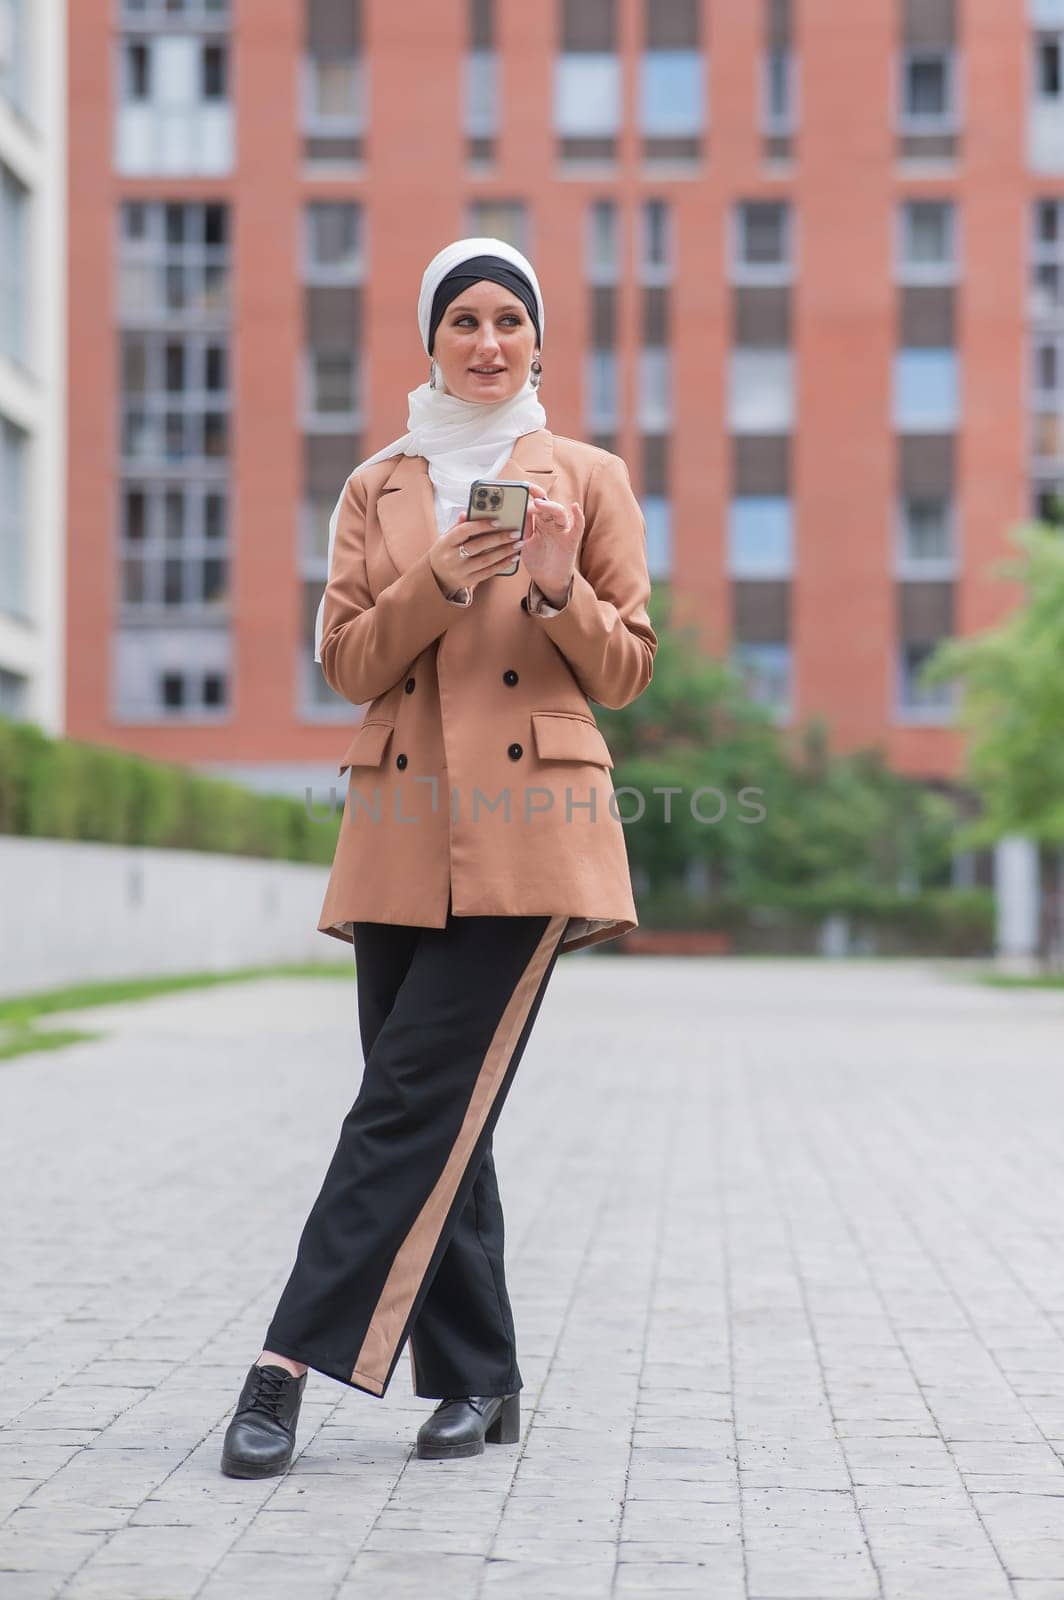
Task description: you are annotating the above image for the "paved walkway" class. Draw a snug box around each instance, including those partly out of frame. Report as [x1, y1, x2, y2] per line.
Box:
[2, 957, 1064, 1599]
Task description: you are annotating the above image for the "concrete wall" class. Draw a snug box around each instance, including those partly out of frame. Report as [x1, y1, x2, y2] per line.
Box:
[0, 836, 346, 999]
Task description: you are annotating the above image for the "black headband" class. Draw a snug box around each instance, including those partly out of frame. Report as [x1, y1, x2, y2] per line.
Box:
[428, 255, 542, 355]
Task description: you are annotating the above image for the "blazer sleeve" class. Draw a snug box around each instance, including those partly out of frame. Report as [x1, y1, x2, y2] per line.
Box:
[523, 452, 658, 710]
[319, 471, 471, 705]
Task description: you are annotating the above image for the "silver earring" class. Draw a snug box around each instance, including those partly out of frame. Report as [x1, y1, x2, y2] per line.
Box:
[530, 358, 542, 390]
[429, 358, 440, 390]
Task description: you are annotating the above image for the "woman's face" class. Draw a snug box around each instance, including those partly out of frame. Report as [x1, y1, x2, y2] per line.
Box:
[432, 279, 539, 403]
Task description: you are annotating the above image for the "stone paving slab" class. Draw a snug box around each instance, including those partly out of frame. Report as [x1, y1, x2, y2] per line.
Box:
[2, 958, 1064, 1596]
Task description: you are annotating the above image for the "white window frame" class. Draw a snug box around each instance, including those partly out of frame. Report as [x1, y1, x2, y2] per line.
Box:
[554, 52, 621, 138]
[464, 48, 497, 138]
[1034, 30, 1064, 102]
[761, 46, 797, 134]
[728, 350, 795, 433]
[302, 201, 365, 285]
[586, 347, 619, 431]
[639, 198, 673, 285]
[301, 347, 361, 432]
[894, 494, 958, 578]
[892, 348, 961, 432]
[730, 642, 792, 721]
[586, 198, 619, 285]
[730, 199, 793, 285]
[637, 48, 705, 138]
[897, 47, 960, 134]
[727, 496, 794, 578]
[895, 641, 957, 723]
[895, 198, 959, 284]
[300, 53, 364, 135]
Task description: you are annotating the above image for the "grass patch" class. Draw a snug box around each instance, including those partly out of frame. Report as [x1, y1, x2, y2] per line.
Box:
[979, 972, 1064, 990]
[0, 961, 353, 1030]
[0, 1026, 103, 1062]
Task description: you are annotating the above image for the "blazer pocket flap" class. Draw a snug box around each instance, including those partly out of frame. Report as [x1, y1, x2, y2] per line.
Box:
[338, 720, 394, 774]
[531, 712, 614, 769]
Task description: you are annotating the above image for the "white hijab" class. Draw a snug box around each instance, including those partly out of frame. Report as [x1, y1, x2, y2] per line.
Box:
[313, 236, 548, 663]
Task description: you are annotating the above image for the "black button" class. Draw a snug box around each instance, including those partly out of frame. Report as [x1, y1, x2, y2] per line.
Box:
[520, 595, 528, 611]
[503, 669, 519, 686]
[396, 753, 408, 770]
[404, 677, 415, 693]
[507, 742, 523, 761]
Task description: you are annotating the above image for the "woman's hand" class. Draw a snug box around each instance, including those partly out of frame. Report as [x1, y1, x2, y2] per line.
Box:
[519, 483, 583, 605]
[428, 515, 525, 596]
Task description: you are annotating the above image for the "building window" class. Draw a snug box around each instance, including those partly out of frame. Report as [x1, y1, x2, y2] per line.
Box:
[0, 162, 27, 367]
[1036, 32, 1062, 102]
[466, 0, 497, 162]
[118, 200, 229, 324]
[115, 201, 232, 720]
[1033, 333, 1064, 462]
[304, 201, 364, 283]
[640, 0, 703, 160]
[893, 348, 960, 430]
[0, 0, 28, 120]
[556, 0, 618, 161]
[0, 417, 27, 619]
[733, 200, 792, 283]
[729, 350, 794, 432]
[1032, 198, 1064, 316]
[639, 53, 703, 144]
[301, 202, 365, 715]
[0, 665, 28, 715]
[763, 47, 795, 133]
[554, 54, 620, 160]
[898, 199, 957, 282]
[119, 1, 231, 17]
[587, 349, 618, 430]
[466, 198, 529, 253]
[115, 10, 234, 176]
[638, 347, 671, 430]
[897, 641, 954, 719]
[302, 0, 364, 164]
[587, 198, 619, 283]
[1034, 481, 1064, 525]
[113, 628, 232, 720]
[728, 497, 793, 576]
[897, 495, 955, 573]
[641, 496, 672, 578]
[640, 199, 673, 283]
[306, 349, 358, 420]
[120, 332, 229, 463]
[899, 49, 956, 130]
[118, 483, 228, 610]
[731, 642, 791, 717]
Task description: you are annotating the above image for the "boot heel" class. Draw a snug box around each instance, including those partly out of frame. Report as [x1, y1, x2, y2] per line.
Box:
[485, 1391, 520, 1445]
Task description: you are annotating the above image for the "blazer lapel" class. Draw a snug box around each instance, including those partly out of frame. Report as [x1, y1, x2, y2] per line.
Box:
[376, 428, 556, 576]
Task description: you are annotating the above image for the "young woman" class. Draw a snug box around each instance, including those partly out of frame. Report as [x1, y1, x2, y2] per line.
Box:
[220, 236, 657, 1474]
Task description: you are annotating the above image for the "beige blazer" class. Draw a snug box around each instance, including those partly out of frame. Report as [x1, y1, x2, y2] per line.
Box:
[316, 427, 658, 956]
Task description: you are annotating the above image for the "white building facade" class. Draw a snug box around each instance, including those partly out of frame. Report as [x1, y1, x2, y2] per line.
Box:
[0, 0, 66, 730]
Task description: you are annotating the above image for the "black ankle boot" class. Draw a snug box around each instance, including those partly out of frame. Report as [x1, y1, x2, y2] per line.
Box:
[220, 1363, 308, 1478]
[416, 1392, 520, 1460]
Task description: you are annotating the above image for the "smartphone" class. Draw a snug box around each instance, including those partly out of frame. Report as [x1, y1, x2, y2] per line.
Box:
[465, 479, 531, 577]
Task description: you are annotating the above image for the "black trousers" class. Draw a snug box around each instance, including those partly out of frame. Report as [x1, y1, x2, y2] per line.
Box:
[263, 897, 569, 1400]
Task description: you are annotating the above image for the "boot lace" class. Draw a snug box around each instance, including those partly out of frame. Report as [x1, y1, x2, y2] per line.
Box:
[244, 1365, 292, 1421]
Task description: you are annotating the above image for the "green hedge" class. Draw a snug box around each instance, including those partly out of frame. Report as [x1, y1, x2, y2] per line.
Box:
[635, 882, 995, 955]
[0, 717, 340, 865]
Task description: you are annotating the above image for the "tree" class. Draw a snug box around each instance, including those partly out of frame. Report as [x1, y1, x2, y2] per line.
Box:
[920, 524, 1064, 848]
[920, 522, 1064, 967]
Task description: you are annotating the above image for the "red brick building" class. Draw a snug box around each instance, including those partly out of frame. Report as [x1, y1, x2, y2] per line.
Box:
[65, 0, 1064, 796]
